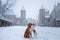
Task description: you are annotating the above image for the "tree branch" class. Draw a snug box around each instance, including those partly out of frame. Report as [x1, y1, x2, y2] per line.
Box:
[2, 0, 16, 13]
[2, 0, 10, 10]
[4, 4, 13, 13]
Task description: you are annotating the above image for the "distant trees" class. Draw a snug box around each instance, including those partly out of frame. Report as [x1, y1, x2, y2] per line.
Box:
[0, 0, 16, 16]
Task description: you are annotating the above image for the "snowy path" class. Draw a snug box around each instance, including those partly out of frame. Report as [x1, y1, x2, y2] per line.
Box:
[0, 26, 60, 40]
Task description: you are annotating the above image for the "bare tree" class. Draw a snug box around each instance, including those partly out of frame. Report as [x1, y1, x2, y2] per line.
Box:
[0, 0, 16, 16]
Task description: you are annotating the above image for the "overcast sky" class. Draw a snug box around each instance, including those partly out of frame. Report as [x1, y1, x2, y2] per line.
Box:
[12, 0, 60, 20]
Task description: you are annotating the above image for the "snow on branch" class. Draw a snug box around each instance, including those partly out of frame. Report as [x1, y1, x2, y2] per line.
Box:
[1, 0, 16, 14]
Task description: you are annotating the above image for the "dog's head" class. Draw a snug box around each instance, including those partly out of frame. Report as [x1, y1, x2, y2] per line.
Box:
[28, 23, 33, 28]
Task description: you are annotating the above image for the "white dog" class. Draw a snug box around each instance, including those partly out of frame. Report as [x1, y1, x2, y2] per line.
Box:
[30, 24, 38, 38]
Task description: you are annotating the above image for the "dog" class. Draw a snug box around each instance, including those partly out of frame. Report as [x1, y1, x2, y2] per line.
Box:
[31, 24, 37, 37]
[24, 23, 33, 38]
[24, 23, 37, 38]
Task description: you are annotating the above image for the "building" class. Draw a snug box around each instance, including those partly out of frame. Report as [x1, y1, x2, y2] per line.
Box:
[45, 16, 51, 26]
[44, 11, 51, 26]
[4, 15, 16, 25]
[0, 17, 13, 27]
[38, 6, 45, 26]
[50, 3, 60, 27]
[0, 9, 15, 26]
[14, 18, 21, 26]
[20, 6, 26, 26]
[0, 0, 2, 15]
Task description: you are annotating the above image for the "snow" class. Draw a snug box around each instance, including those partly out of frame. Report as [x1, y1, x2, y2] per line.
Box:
[0, 17, 13, 22]
[0, 26, 60, 40]
[56, 18, 60, 21]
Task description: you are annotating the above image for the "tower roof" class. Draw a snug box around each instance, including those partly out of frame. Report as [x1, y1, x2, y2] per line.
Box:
[40, 5, 45, 9]
[54, 2, 56, 8]
[21, 6, 25, 10]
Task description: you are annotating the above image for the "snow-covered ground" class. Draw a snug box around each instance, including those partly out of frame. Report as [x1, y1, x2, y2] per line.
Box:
[0, 26, 60, 40]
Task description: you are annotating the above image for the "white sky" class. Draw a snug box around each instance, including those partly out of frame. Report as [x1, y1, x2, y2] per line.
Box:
[12, 0, 60, 20]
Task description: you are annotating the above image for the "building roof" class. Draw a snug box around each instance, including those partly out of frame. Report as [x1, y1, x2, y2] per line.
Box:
[56, 18, 60, 21]
[21, 6, 25, 10]
[0, 17, 13, 22]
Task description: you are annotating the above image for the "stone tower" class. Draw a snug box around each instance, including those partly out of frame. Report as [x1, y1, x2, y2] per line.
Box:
[20, 6, 26, 26]
[39, 5, 45, 26]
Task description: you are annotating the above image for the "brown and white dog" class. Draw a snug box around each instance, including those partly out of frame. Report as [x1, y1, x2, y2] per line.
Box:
[24, 23, 32, 38]
[24, 23, 37, 38]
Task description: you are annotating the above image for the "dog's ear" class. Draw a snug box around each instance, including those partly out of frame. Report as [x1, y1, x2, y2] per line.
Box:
[33, 23, 35, 25]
